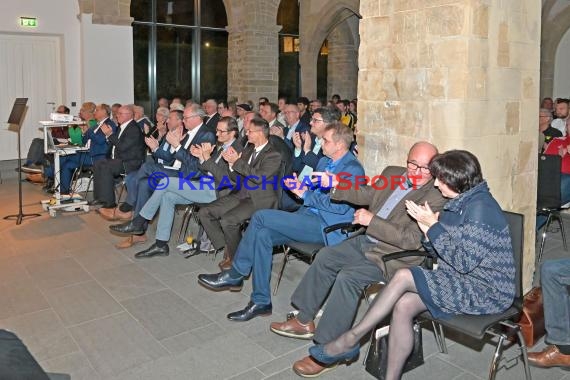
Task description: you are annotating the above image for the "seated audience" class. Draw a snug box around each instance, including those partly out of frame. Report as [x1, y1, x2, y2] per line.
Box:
[269, 142, 446, 377]
[58, 103, 117, 195]
[203, 99, 221, 134]
[109, 117, 242, 255]
[260, 102, 286, 138]
[306, 150, 515, 380]
[197, 123, 365, 322]
[539, 107, 561, 152]
[21, 104, 70, 174]
[527, 258, 570, 369]
[552, 98, 569, 136]
[297, 97, 311, 125]
[91, 105, 146, 209]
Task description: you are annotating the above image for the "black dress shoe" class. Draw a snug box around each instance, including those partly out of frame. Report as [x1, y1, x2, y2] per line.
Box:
[109, 221, 145, 235]
[197, 271, 243, 292]
[227, 301, 272, 322]
[134, 243, 169, 259]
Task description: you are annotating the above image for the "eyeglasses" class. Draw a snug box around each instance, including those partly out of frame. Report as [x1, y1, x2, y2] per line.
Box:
[311, 117, 324, 123]
[406, 161, 431, 174]
[216, 128, 230, 133]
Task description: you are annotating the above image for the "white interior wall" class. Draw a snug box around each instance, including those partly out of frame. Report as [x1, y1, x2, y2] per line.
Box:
[554, 27, 570, 99]
[0, 0, 81, 114]
[80, 14, 134, 106]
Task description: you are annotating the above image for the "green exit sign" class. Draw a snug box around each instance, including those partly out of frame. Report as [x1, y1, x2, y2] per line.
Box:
[20, 17, 37, 27]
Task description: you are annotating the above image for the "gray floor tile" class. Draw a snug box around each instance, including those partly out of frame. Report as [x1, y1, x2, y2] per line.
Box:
[134, 251, 202, 281]
[70, 246, 132, 274]
[44, 280, 124, 326]
[68, 312, 168, 378]
[120, 289, 212, 340]
[226, 368, 266, 380]
[403, 356, 464, 380]
[25, 257, 93, 290]
[92, 263, 166, 301]
[0, 278, 50, 319]
[162, 271, 250, 312]
[117, 330, 274, 380]
[0, 309, 78, 362]
[237, 316, 309, 357]
[160, 322, 228, 354]
[255, 345, 310, 376]
[40, 352, 101, 380]
[0, 256, 30, 285]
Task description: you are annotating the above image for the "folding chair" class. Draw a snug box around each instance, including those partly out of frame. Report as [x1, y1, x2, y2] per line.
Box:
[537, 154, 569, 262]
[273, 222, 360, 295]
[382, 211, 530, 380]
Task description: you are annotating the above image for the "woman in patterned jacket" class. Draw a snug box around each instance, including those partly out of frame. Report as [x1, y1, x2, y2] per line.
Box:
[307, 150, 516, 380]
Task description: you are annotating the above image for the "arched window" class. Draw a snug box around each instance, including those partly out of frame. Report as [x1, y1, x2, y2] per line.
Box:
[277, 0, 299, 101]
[131, 0, 228, 114]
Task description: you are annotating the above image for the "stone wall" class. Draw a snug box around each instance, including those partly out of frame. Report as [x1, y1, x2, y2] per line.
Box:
[358, 0, 540, 289]
[327, 16, 359, 100]
[225, 0, 281, 102]
[78, 0, 133, 25]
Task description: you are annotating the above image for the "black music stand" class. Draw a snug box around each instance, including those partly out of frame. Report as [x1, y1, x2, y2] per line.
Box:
[4, 98, 41, 225]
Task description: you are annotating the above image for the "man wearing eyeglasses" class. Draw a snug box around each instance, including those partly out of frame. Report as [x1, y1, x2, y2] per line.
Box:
[269, 141, 447, 377]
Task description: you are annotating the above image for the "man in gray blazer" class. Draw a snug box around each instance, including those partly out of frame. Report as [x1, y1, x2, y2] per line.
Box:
[270, 141, 447, 377]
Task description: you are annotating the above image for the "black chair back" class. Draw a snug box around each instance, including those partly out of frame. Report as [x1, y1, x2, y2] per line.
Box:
[503, 211, 524, 311]
[537, 154, 562, 209]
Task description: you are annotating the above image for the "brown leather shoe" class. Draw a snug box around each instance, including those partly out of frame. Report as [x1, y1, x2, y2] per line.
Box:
[115, 234, 147, 249]
[114, 209, 132, 221]
[270, 317, 315, 340]
[98, 207, 118, 221]
[528, 345, 570, 368]
[218, 257, 232, 271]
[292, 356, 337, 377]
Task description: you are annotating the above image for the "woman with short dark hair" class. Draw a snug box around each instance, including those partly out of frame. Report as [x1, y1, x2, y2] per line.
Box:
[307, 150, 516, 380]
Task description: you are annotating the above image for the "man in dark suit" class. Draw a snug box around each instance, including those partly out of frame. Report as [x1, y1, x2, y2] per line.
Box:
[197, 123, 365, 322]
[297, 96, 312, 125]
[260, 102, 287, 139]
[91, 105, 146, 209]
[109, 117, 242, 257]
[197, 117, 282, 269]
[270, 142, 447, 377]
[203, 99, 221, 134]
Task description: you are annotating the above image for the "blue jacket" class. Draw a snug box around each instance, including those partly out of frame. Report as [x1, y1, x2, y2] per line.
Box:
[170, 125, 216, 178]
[301, 151, 365, 245]
[82, 117, 116, 162]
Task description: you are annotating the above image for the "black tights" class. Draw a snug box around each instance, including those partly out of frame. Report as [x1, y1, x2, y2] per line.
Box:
[324, 269, 427, 380]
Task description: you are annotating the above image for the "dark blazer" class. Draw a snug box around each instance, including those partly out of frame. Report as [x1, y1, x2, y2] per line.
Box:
[300, 110, 311, 125]
[203, 113, 221, 134]
[171, 125, 216, 178]
[230, 142, 282, 210]
[83, 117, 116, 162]
[106, 120, 146, 173]
[285, 120, 310, 150]
[292, 133, 324, 173]
[199, 139, 243, 197]
[331, 166, 447, 277]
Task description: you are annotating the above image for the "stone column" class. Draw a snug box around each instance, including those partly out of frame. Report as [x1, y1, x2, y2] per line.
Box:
[327, 17, 359, 100]
[78, 0, 133, 25]
[358, 0, 540, 288]
[225, 0, 281, 102]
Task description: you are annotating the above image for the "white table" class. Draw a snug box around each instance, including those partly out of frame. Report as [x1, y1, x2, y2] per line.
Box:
[38, 121, 90, 217]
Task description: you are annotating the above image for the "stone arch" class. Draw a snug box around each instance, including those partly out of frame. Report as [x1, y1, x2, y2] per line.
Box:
[326, 15, 360, 99]
[299, 0, 360, 99]
[78, 0, 133, 25]
[541, 4, 570, 98]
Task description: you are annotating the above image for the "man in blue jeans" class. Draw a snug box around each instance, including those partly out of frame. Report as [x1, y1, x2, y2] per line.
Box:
[197, 122, 365, 322]
[527, 258, 570, 368]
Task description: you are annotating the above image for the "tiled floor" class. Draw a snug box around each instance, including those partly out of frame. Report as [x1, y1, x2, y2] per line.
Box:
[0, 177, 569, 379]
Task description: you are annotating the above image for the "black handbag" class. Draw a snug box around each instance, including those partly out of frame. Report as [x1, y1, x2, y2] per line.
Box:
[364, 321, 424, 379]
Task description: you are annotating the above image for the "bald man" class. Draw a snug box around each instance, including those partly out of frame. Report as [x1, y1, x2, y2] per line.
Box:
[270, 142, 447, 377]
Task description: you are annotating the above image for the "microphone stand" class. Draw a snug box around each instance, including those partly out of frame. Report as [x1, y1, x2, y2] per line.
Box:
[4, 122, 41, 225]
